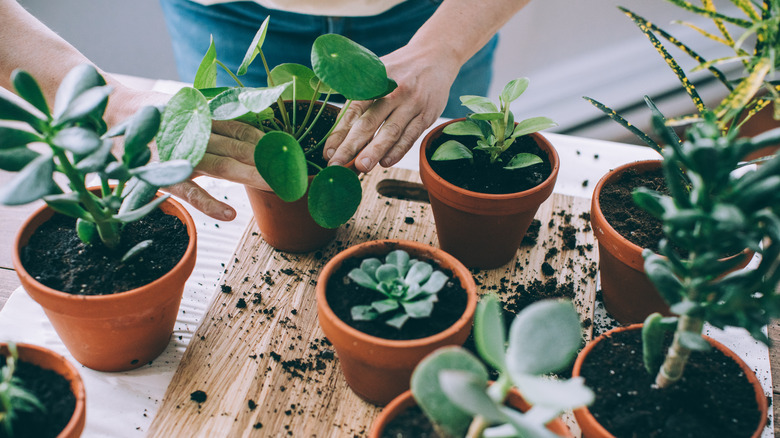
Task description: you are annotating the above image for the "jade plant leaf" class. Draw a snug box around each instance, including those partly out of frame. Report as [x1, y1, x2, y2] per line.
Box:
[0, 126, 41, 150]
[43, 192, 90, 220]
[51, 127, 102, 155]
[0, 154, 59, 206]
[75, 139, 113, 173]
[311, 34, 393, 101]
[194, 35, 218, 89]
[55, 85, 112, 126]
[237, 16, 270, 76]
[11, 70, 49, 117]
[157, 87, 211, 166]
[438, 369, 505, 423]
[504, 153, 543, 170]
[308, 165, 362, 228]
[0, 147, 39, 171]
[474, 294, 507, 372]
[512, 375, 595, 411]
[122, 106, 160, 168]
[131, 160, 193, 187]
[410, 347, 486, 438]
[210, 88, 250, 120]
[270, 64, 319, 100]
[0, 92, 45, 132]
[52, 64, 106, 119]
[431, 140, 473, 161]
[254, 131, 308, 202]
[239, 82, 291, 113]
[497, 406, 562, 438]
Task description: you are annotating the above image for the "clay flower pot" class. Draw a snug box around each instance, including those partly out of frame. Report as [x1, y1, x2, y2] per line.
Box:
[572, 324, 768, 438]
[369, 387, 572, 438]
[419, 119, 560, 269]
[12, 196, 197, 372]
[316, 239, 478, 406]
[2, 343, 86, 438]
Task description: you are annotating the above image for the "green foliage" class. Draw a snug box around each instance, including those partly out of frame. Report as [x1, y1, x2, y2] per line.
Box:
[178, 17, 398, 229]
[0, 65, 200, 256]
[410, 295, 593, 438]
[432, 78, 556, 170]
[347, 249, 449, 329]
[0, 344, 46, 437]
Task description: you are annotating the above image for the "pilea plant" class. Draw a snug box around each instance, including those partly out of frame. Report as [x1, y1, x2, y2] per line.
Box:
[430, 78, 556, 170]
[0, 65, 201, 259]
[0, 344, 44, 437]
[347, 249, 449, 329]
[410, 295, 593, 438]
[635, 112, 780, 388]
[184, 16, 397, 228]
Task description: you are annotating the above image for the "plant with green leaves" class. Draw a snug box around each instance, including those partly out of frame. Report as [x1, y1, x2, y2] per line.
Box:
[410, 295, 593, 438]
[347, 249, 449, 329]
[181, 17, 397, 228]
[633, 112, 780, 389]
[430, 78, 556, 170]
[0, 65, 202, 260]
[0, 344, 45, 437]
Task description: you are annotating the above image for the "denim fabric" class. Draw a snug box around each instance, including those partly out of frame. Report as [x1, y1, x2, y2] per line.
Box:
[158, 0, 497, 118]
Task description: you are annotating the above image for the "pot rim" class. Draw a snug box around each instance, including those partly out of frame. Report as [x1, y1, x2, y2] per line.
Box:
[11, 190, 197, 303]
[572, 323, 769, 438]
[316, 239, 478, 349]
[418, 118, 560, 201]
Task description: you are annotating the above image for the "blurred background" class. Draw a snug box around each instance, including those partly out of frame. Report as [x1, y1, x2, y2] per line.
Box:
[16, 0, 741, 145]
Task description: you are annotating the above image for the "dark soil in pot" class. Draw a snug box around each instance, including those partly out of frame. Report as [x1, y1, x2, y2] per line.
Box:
[380, 405, 438, 438]
[426, 132, 552, 194]
[325, 257, 468, 341]
[21, 208, 189, 295]
[0, 356, 76, 438]
[264, 101, 337, 174]
[580, 329, 762, 438]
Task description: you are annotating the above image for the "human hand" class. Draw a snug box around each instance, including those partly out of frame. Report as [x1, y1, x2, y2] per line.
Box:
[323, 45, 461, 173]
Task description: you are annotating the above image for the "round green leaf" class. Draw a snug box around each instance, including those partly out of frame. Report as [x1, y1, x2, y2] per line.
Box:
[156, 87, 211, 167]
[239, 82, 291, 113]
[504, 153, 543, 170]
[76, 218, 98, 245]
[210, 88, 250, 120]
[270, 64, 318, 100]
[439, 370, 505, 423]
[511, 116, 557, 138]
[11, 70, 50, 117]
[311, 34, 391, 101]
[431, 140, 473, 161]
[308, 165, 362, 228]
[254, 131, 307, 202]
[474, 295, 507, 372]
[443, 120, 483, 137]
[0, 126, 42, 150]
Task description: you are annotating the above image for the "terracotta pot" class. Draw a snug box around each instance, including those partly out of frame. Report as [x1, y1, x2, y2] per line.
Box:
[246, 101, 356, 253]
[12, 195, 197, 372]
[572, 324, 768, 438]
[316, 239, 478, 406]
[2, 343, 86, 438]
[369, 387, 573, 438]
[419, 119, 560, 269]
[591, 160, 752, 323]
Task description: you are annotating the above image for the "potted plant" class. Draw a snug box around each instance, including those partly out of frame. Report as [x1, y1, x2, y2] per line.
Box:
[315, 239, 478, 406]
[573, 111, 780, 437]
[418, 78, 559, 269]
[0, 343, 86, 438]
[584, 1, 779, 322]
[370, 295, 594, 438]
[1, 64, 204, 371]
[176, 16, 396, 252]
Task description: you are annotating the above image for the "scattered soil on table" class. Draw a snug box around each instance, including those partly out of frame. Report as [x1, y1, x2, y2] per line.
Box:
[325, 256, 468, 341]
[0, 356, 76, 438]
[380, 405, 438, 438]
[581, 328, 763, 438]
[427, 132, 552, 194]
[20, 209, 189, 295]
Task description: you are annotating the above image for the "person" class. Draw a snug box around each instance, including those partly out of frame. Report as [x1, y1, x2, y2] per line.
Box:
[0, 0, 531, 222]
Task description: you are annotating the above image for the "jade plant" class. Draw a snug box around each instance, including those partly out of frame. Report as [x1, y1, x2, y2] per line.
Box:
[430, 78, 556, 170]
[0, 344, 44, 437]
[410, 295, 593, 438]
[181, 17, 397, 228]
[0, 65, 202, 259]
[348, 249, 449, 329]
[635, 112, 780, 388]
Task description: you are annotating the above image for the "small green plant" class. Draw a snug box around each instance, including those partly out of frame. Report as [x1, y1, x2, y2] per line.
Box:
[347, 249, 449, 329]
[430, 78, 556, 170]
[0, 65, 201, 259]
[410, 295, 593, 438]
[635, 113, 780, 388]
[0, 344, 45, 437]
[179, 17, 397, 228]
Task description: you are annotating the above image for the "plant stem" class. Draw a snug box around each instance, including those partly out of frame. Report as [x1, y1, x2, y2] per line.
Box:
[258, 49, 292, 132]
[312, 97, 348, 153]
[216, 60, 244, 87]
[465, 374, 513, 438]
[655, 314, 704, 388]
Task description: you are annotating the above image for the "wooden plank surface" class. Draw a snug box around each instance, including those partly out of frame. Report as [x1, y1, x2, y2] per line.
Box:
[147, 167, 599, 437]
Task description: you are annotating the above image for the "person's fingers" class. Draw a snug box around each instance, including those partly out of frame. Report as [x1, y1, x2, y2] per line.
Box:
[163, 180, 237, 221]
[323, 101, 373, 164]
[373, 112, 431, 168]
[208, 121, 263, 166]
[211, 120, 264, 145]
[195, 152, 271, 191]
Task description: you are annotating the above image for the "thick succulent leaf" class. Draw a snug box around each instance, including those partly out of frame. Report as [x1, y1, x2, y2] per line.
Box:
[497, 406, 562, 438]
[118, 180, 157, 215]
[53, 64, 106, 119]
[121, 239, 153, 263]
[500, 78, 529, 105]
[123, 106, 161, 167]
[11, 70, 49, 117]
[513, 375, 594, 411]
[511, 117, 557, 138]
[157, 87, 211, 167]
[506, 299, 582, 376]
[421, 271, 448, 294]
[308, 165, 362, 228]
[254, 131, 307, 202]
[439, 370, 505, 423]
[431, 140, 473, 161]
[443, 120, 483, 137]
[0, 90, 45, 129]
[386, 249, 410, 274]
[114, 194, 169, 223]
[359, 258, 382, 278]
[375, 264, 401, 283]
[351, 305, 378, 321]
[0, 154, 58, 205]
[75, 138, 114, 173]
[402, 298, 435, 318]
[0, 147, 40, 171]
[131, 160, 193, 187]
[460, 95, 498, 114]
[210, 88, 250, 120]
[632, 187, 674, 219]
[270, 64, 318, 100]
[42, 192, 89, 219]
[55, 85, 112, 126]
[411, 347, 487, 438]
[51, 127, 102, 155]
[504, 153, 542, 170]
[474, 294, 507, 372]
[0, 126, 41, 150]
[237, 17, 270, 76]
[311, 34, 391, 101]
[372, 299, 400, 314]
[348, 268, 378, 289]
[238, 82, 291, 113]
[642, 250, 685, 305]
[194, 35, 218, 89]
[405, 261, 433, 285]
[642, 313, 677, 375]
[679, 331, 711, 351]
[385, 312, 410, 329]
